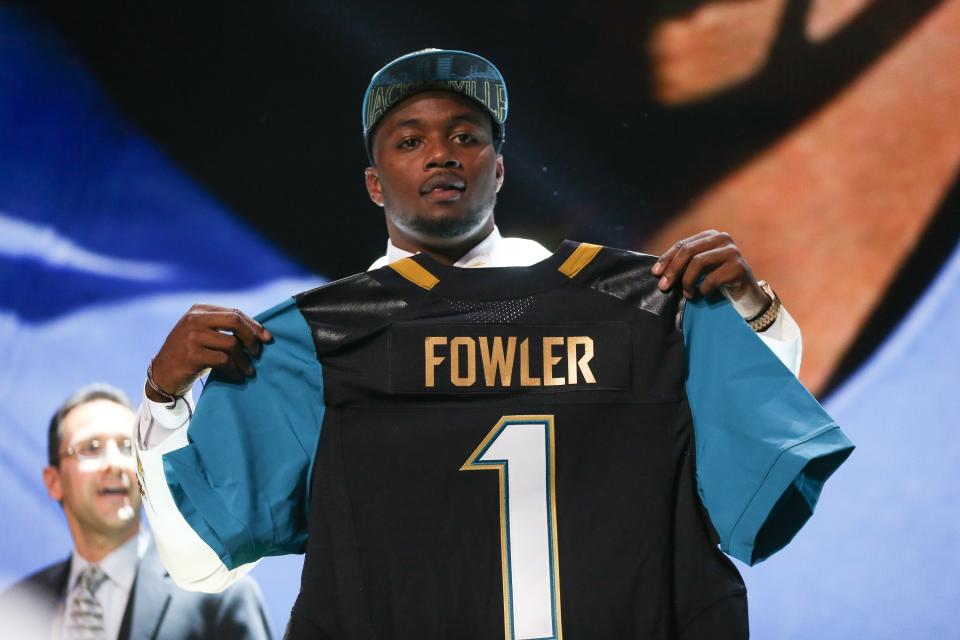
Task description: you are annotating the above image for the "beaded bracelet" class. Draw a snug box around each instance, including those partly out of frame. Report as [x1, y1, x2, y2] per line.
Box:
[146, 362, 186, 411]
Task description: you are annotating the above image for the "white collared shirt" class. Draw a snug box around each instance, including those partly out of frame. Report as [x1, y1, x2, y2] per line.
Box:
[62, 529, 149, 640]
[368, 226, 552, 270]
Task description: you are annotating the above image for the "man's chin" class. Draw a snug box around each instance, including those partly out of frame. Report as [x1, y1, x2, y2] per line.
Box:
[93, 503, 141, 530]
[395, 207, 492, 243]
[412, 216, 479, 239]
[95, 519, 140, 542]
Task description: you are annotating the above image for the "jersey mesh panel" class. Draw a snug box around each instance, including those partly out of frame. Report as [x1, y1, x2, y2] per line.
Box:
[446, 296, 535, 322]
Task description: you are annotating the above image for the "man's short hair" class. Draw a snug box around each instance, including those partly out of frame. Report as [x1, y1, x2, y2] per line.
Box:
[47, 383, 132, 467]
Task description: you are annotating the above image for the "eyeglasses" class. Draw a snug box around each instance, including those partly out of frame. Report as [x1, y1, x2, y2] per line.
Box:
[60, 436, 134, 463]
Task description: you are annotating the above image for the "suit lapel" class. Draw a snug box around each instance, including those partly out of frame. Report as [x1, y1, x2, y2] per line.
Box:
[42, 558, 72, 638]
[125, 543, 172, 640]
[50, 558, 72, 597]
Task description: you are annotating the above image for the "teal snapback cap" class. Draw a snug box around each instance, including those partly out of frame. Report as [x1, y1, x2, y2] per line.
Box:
[362, 49, 508, 160]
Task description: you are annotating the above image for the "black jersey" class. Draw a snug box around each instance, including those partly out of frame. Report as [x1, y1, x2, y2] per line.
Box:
[162, 241, 853, 639]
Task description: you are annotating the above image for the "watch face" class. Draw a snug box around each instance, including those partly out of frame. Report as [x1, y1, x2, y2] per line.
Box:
[757, 280, 774, 299]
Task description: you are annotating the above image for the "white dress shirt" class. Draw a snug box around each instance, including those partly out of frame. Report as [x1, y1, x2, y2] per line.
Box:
[61, 529, 149, 640]
[368, 226, 552, 270]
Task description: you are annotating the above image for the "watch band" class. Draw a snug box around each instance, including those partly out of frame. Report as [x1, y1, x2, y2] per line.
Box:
[747, 280, 781, 332]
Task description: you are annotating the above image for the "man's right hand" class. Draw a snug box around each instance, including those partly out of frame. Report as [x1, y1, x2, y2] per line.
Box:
[145, 304, 273, 402]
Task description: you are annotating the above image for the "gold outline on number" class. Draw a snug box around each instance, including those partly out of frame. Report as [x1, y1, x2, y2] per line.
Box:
[461, 414, 563, 640]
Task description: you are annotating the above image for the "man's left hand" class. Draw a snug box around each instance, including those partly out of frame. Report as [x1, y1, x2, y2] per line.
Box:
[651, 230, 768, 317]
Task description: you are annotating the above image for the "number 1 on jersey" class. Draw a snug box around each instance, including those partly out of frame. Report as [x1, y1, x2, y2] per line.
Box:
[461, 415, 563, 640]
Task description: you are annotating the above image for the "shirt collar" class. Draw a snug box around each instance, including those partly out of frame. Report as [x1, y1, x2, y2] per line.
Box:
[380, 226, 504, 269]
[68, 528, 148, 593]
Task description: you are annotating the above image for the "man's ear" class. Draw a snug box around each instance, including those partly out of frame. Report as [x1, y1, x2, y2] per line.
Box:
[495, 155, 505, 193]
[364, 167, 385, 207]
[43, 465, 63, 502]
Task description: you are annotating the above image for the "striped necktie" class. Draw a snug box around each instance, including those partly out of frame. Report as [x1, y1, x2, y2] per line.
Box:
[65, 565, 108, 640]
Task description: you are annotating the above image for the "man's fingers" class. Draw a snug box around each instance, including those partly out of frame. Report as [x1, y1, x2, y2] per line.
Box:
[200, 332, 256, 376]
[226, 340, 255, 377]
[698, 259, 744, 297]
[653, 230, 717, 277]
[150, 305, 268, 396]
[200, 347, 247, 383]
[679, 246, 737, 296]
[228, 308, 272, 346]
[192, 308, 268, 355]
[657, 235, 723, 291]
[229, 311, 267, 356]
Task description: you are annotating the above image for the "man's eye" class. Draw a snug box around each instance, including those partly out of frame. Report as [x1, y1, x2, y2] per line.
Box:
[80, 439, 102, 456]
[453, 133, 475, 143]
[398, 138, 420, 149]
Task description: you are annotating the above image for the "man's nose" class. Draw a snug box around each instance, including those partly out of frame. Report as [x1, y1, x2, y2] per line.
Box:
[425, 141, 461, 170]
[101, 440, 131, 470]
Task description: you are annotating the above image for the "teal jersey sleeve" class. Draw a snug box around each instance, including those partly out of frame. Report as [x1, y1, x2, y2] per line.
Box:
[162, 297, 325, 569]
[683, 297, 854, 565]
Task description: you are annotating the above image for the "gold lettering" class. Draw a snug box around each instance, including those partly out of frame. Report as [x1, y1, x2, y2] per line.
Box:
[426, 334, 596, 389]
[519, 338, 541, 386]
[424, 337, 447, 387]
[542, 337, 565, 386]
[384, 84, 400, 106]
[368, 87, 388, 124]
[567, 336, 596, 384]
[480, 336, 516, 386]
[450, 337, 476, 387]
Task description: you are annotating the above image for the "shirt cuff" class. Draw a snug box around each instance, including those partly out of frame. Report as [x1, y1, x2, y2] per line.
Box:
[723, 283, 769, 320]
[136, 386, 194, 449]
[753, 307, 803, 376]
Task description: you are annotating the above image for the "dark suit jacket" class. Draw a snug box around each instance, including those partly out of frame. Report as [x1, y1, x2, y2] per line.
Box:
[0, 540, 273, 639]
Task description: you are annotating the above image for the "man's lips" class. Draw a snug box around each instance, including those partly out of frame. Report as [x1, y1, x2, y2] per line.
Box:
[420, 173, 466, 200]
[97, 486, 130, 497]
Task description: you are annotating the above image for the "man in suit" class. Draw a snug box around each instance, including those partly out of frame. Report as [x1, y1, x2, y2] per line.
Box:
[0, 383, 273, 639]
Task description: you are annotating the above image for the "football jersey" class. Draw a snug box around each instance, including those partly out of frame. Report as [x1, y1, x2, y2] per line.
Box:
[161, 241, 853, 639]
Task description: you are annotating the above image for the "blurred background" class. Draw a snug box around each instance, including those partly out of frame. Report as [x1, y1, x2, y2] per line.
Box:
[1, 1, 958, 637]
